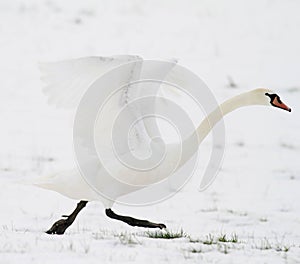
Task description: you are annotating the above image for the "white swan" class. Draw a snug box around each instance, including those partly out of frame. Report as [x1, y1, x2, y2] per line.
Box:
[35, 55, 291, 234]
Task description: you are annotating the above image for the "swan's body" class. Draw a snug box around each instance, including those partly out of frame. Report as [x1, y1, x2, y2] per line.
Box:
[37, 55, 181, 207]
[35, 55, 291, 234]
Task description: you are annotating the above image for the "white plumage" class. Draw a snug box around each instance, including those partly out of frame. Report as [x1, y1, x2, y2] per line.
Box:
[35, 55, 291, 210]
[36, 55, 179, 207]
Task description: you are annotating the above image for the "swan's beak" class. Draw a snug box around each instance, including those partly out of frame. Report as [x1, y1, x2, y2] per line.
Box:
[272, 96, 291, 112]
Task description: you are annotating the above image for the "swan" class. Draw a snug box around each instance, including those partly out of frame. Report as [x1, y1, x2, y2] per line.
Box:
[35, 55, 291, 234]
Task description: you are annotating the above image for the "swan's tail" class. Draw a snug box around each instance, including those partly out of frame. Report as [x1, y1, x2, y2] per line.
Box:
[16, 173, 59, 190]
[17, 170, 104, 203]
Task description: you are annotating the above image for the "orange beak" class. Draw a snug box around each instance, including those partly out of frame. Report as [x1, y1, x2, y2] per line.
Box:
[272, 96, 291, 112]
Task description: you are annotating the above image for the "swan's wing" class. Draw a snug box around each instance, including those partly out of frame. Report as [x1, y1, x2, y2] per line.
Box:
[136, 59, 179, 141]
[92, 58, 150, 158]
[105, 58, 180, 157]
[39, 55, 147, 156]
[40, 56, 179, 157]
[39, 55, 153, 157]
[39, 55, 142, 108]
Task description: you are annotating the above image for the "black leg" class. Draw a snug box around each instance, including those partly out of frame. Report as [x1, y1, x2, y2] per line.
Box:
[46, 200, 88, 235]
[105, 208, 166, 229]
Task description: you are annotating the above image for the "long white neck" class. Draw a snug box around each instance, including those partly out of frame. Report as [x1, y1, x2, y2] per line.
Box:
[176, 90, 261, 168]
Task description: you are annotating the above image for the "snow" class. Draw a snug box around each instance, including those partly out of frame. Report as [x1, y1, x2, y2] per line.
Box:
[0, 0, 299, 263]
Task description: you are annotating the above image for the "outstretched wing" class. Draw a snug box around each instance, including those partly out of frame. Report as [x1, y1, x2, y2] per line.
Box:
[39, 55, 142, 108]
[40, 56, 178, 158]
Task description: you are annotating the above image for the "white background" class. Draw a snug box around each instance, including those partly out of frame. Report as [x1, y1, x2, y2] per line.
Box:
[0, 0, 299, 263]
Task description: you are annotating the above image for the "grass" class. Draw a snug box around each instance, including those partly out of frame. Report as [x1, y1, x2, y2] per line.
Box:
[256, 238, 272, 250]
[92, 229, 111, 240]
[259, 217, 268, 222]
[226, 209, 248, 217]
[146, 229, 186, 239]
[201, 233, 239, 245]
[218, 233, 239, 243]
[189, 247, 202, 254]
[202, 234, 216, 245]
[255, 238, 291, 252]
[218, 244, 229, 254]
[218, 234, 228, 243]
[275, 245, 290, 252]
[188, 237, 201, 243]
[230, 233, 239, 243]
[116, 232, 141, 246]
[95, 229, 291, 256]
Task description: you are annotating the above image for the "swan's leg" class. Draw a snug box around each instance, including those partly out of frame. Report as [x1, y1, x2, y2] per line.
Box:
[46, 200, 88, 235]
[105, 208, 166, 229]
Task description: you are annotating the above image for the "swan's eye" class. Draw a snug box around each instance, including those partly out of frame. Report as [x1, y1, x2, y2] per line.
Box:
[265, 93, 281, 104]
[265, 92, 277, 103]
[265, 92, 276, 101]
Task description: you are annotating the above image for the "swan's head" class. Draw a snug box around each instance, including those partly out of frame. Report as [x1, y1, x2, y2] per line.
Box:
[251, 88, 291, 112]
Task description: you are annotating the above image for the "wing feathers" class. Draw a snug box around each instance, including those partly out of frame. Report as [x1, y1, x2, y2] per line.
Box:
[39, 55, 142, 108]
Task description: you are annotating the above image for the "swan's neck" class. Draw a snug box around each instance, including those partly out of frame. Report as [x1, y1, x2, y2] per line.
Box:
[177, 91, 257, 167]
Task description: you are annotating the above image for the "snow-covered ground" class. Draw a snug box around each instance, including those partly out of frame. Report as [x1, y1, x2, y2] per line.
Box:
[0, 0, 299, 263]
